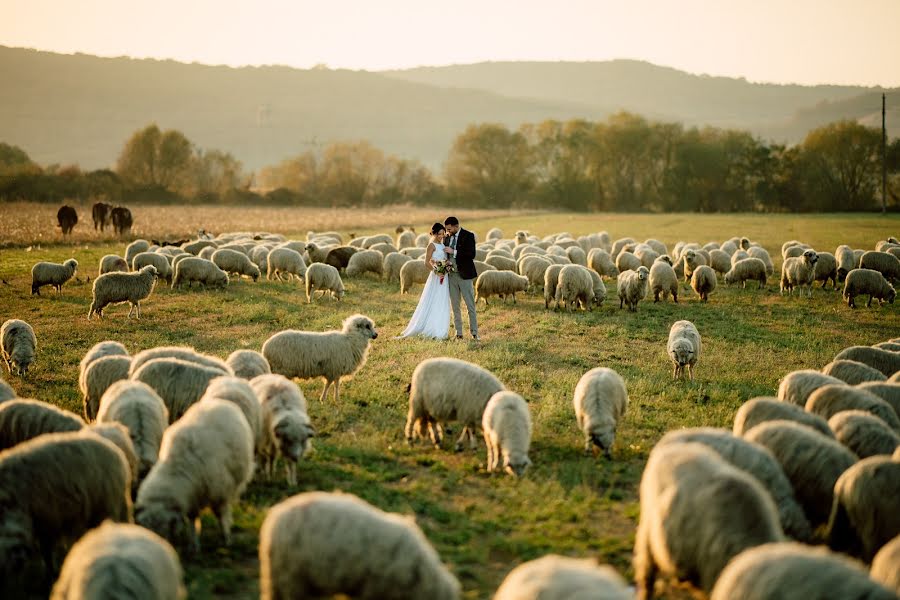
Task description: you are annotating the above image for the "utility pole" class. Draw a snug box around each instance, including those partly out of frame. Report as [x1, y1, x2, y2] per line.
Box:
[883, 93, 887, 214]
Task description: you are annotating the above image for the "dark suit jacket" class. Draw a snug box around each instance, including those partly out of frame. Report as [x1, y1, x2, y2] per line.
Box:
[445, 229, 477, 280]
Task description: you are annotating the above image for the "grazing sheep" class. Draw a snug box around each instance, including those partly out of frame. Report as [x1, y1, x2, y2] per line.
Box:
[396, 230, 416, 249]
[0, 399, 84, 450]
[586, 268, 606, 307]
[634, 442, 784, 599]
[730, 249, 750, 265]
[724, 257, 767, 289]
[615, 251, 641, 273]
[733, 397, 834, 438]
[400, 246, 426, 259]
[405, 357, 505, 451]
[710, 542, 896, 600]
[369, 242, 398, 257]
[835, 346, 900, 378]
[565, 246, 587, 266]
[267, 247, 307, 282]
[211, 248, 261, 282]
[345, 249, 383, 277]
[399, 259, 430, 294]
[181, 239, 216, 255]
[324, 246, 359, 271]
[132, 251, 172, 284]
[573, 367, 628, 458]
[304, 243, 333, 264]
[78, 341, 128, 396]
[135, 399, 254, 551]
[98, 254, 129, 276]
[49, 521, 185, 600]
[493, 555, 630, 600]
[871, 534, 900, 594]
[277, 240, 308, 254]
[482, 391, 532, 477]
[89, 421, 139, 487]
[201, 376, 264, 456]
[250, 374, 314, 485]
[744, 420, 857, 526]
[82, 355, 132, 421]
[552, 265, 594, 311]
[226, 349, 271, 380]
[88, 265, 159, 319]
[197, 246, 215, 260]
[486, 227, 503, 240]
[129, 346, 230, 376]
[262, 314, 377, 403]
[610, 237, 635, 259]
[588, 248, 618, 278]
[747, 246, 774, 275]
[304, 263, 344, 303]
[617, 265, 650, 311]
[874, 341, 900, 351]
[486, 255, 518, 272]
[860, 250, 900, 283]
[0, 431, 132, 585]
[517, 255, 552, 291]
[31, 258, 78, 295]
[382, 252, 412, 283]
[828, 456, 900, 562]
[1, 319, 36, 377]
[844, 268, 896, 308]
[0, 378, 14, 402]
[806, 384, 900, 431]
[172, 257, 228, 289]
[543, 263, 564, 309]
[823, 359, 887, 385]
[649, 257, 679, 303]
[97, 380, 169, 483]
[828, 410, 900, 458]
[857, 382, 900, 417]
[708, 249, 732, 274]
[781, 250, 819, 297]
[131, 358, 228, 423]
[667, 320, 701, 381]
[814, 251, 839, 289]
[836, 244, 857, 281]
[690, 265, 717, 301]
[476, 270, 530, 305]
[777, 369, 846, 406]
[259, 491, 460, 600]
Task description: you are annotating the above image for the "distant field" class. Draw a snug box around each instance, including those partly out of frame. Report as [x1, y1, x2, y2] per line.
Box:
[0, 210, 898, 599]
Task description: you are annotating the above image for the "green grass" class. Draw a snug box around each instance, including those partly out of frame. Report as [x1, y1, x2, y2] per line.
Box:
[1, 211, 898, 599]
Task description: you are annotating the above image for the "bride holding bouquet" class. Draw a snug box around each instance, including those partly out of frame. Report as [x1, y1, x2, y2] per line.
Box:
[399, 222, 454, 339]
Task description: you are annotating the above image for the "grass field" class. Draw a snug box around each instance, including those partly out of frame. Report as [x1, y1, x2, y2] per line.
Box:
[1, 207, 898, 599]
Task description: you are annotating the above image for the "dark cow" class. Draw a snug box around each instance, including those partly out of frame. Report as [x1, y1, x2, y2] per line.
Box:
[56, 205, 78, 235]
[92, 202, 112, 231]
[111, 206, 133, 236]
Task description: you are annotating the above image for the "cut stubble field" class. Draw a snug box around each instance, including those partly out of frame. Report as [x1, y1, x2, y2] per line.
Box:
[0, 206, 898, 599]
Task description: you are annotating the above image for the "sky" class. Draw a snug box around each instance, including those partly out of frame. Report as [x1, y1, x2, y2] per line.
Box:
[1, 0, 898, 87]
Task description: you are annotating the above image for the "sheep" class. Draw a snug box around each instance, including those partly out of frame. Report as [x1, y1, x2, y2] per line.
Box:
[777, 369, 846, 406]
[124, 240, 151, 266]
[543, 263, 564, 309]
[89, 421, 139, 488]
[98, 254, 129, 276]
[82, 355, 132, 421]
[710, 542, 897, 600]
[262, 314, 377, 403]
[129, 346, 230, 376]
[730, 249, 750, 265]
[814, 251, 839, 289]
[226, 349, 271, 380]
[482, 391, 532, 477]
[345, 249, 384, 277]
[844, 268, 896, 308]
[277, 240, 309, 254]
[383, 252, 412, 283]
[267, 247, 307, 282]
[181, 239, 216, 255]
[476, 271, 530, 305]
[211, 248, 260, 282]
[400, 247, 426, 259]
[304, 263, 344, 303]
[634, 442, 784, 599]
[587, 248, 618, 278]
[551, 265, 592, 311]
[871, 535, 900, 594]
[0, 378, 14, 402]
[369, 242, 398, 257]
[835, 244, 856, 281]
[493, 555, 631, 600]
[250, 374, 314, 485]
[31, 258, 78, 295]
[49, 521, 185, 600]
[172, 257, 228, 289]
[667, 320, 701, 381]
[610, 237, 635, 259]
[131, 251, 172, 284]
[201, 376, 264, 457]
[304, 242, 333, 264]
[835, 346, 900, 377]
[860, 250, 900, 282]
[88, 265, 159, 320]
[780, 249, 819, 297]
[1, 319, 36, 376]
[647, 257, 678, 305]
[396, 230, 416, 249]
[405, 357, 505, 451]
[682, 249, 707, 282]
[486, 227, 503, 240]
[806, 384, 900, 431]
[78, 341, 128, 395]
[827, 455, 900, 562]
[325, 246, 359, 271]
[828, 410, 900, 458]
[259, 491, 460, 600]
[97, 380, 168, 483]
[744, 420, 857, 526]
[615, 250, 641, 273]
[709, 248, 732, 274]
[657, 428, 813, 541]
[565, 245, 587, 266]
[135, 399, 254, 552]
[746, 246, 774, 275]
[587, 268, 606, 307]
[517, 255, 552, 291]
[617, 265, 650, 311]
[361, 234, 392, 248]
[131, 358, 229, 423]
[486, 255, 517, 272]
[874, 341, 900, 351]
[724, 257, 767, 289]
[0, 399, 84, 451]
[399, 259, 430, 294]
[487, 248, 514, 261]
[197, 246, 216, 261]
[733, 397, 833, 438]
[822, 359, 887, 385]
[414, 233, 430, 247]
[783, 245, 808, 260]
[572, 367, 628, 459]
[690, 265, 717, 301]
[857, 382, 900, 417]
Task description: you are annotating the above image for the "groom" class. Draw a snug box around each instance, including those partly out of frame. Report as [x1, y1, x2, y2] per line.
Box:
[443, 216, 479, 341]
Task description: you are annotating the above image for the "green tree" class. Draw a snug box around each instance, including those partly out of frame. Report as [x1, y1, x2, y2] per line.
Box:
[444, 124, 533, 207]
[800, 120, 881, 210]
[116, 124, 193, 190]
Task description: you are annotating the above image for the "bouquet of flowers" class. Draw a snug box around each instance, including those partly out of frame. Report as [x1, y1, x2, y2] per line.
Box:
[433, 260, 455, 284]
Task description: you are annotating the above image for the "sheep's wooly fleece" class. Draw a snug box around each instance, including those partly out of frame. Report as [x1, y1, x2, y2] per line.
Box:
[226, 349, 271, 380]
[0, 398, 84, 450]
[1, 319, 37, 376]
[89, 265, 160, 319]
[82, 355, 132, 421]
[0, 378, 15, 402]
[493, 555, 631, 600]
[710, 542, 897, 600]
[79, 341, 129, 396]
[871, 534, 900, 594]
[573, 367, 628, 458]
[128, 346, 231, 377]
[96, 380, 169, 481]
[827, 410, 900, 458]
[482, 391, 532, 477]
[732, 397, 834, 438]
[49, 521, 186, 600]
[634, 442, 784, 597]
[834, 346, 900, 378]
[805, 384, 900, 432]
[822, 359, 888, 385]
[259, 491, 461, 600]
[130, 358, 230, 423]
[776, 369, 846, 406]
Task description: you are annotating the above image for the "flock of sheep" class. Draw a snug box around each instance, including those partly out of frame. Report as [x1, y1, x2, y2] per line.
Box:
[1, 223, 899, 599]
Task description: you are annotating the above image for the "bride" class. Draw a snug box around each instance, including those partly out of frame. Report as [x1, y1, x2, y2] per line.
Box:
[400, 222, 451, 339]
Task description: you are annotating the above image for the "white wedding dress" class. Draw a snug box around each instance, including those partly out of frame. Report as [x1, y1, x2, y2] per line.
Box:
[400, 242, 451, 339]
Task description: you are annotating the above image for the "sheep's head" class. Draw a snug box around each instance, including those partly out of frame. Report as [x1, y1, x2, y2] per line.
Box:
[740, 238, 750, 250]
[141, 265, 159, 279]
[803, 250, 819, 266]
[669, 339, 695, 368]
[343, 314, 377, 339]
[684, 250, 697, 266]
[589, 427, 616, 459]
[887, 285, 896, 304]
[656, 255, 673, 266]
[214, 270, 229, 288]
[723, 269, 735, 285]
[637, 266, 650, 281]
[272, 410, 314, 462]
[65, 258, 78, 271]
[504, 453, 532, 478]
[135, 502, 193, 552]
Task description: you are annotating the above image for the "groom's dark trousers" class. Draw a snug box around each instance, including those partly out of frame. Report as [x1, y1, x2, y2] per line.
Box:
[445, 229, 478, 337]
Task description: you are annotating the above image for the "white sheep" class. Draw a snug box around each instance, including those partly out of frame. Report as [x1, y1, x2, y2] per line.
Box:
[202, 376, 264, 456]
[383, 252, 412, 283]
[667, 320, 701, 381]
[871, 534, 900, 594]
[267, 247, 307, 281]
[129, 345, 230, 376]
[226, 349, 271, 380]
[211, 248, 261, 282]
[650, 256, 678, 302]
[708, 248, 732, 274]
[615, 250, 641, 273]
[493, 555, 631, 600]
[858, 381, 900, 416]
[132, 251, 173, 284]
[50, 521, 185, 600]
[682, 249, 707, 282]
[781, 249, 819, 297]
[517, 255, 552, 291]
[690, 264, 716, 301]
[172, 257, 228, 289]
[724, 257, 767, 289]
[543, 263, 564, 309]
[98, 254, 129, 276]
[814, 251, 839, 289]
[305, 262, 344, 302]
[747, 246, 774, 275]
[31, 258, 78, 295]
[486, 255, 518, 271]
[396, 229, 416, 249]
[0, 378, 15, 402]
[399, 259, 430, 294]
[806, 384, 900, 431]
[124, 239, 151, 266]
[835, 345, 900, 377]
[486, 227, 503, 240]
[198, 246, 216, 261]
[573, 367, 627, 458]
[777, 369, 846, 406]
[860, 250, 900, 283]
[828, 410, 900, 458]
[82, 355, 132, 421]
[617, 265, 650, 311]
[843, 268, 896, 308]
[732, 396, 834, 438]
[476, 270, 529, 305]
[822, 359, 887, 385]
[587, 268, 606, 307]
[88, 265, 159, 319]
[482, 391, 532, 477]
[97, 380, 169, 483]
[131, 358, 229, 423]
[259, 491, 461, 600]
[88, 421, 140, 493]
[588, 248, 619, 278]
[554, 265, 594, 311]
[181, 239, 216, 255]
[1, 319, 36, 376]
[0, 398, 84, 450]
[836, 244, 857, 281]
[345, 249, 384, 277]
[250, 374, 314, 485]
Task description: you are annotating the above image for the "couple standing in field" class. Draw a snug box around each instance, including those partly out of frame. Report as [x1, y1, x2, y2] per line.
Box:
[400, 216, 479, 341]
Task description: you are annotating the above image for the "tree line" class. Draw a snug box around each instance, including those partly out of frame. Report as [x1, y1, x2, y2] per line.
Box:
[1, 114, 898, 212]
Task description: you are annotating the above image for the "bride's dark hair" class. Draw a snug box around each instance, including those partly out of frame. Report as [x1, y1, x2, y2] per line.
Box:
[430, 222, 445, 235]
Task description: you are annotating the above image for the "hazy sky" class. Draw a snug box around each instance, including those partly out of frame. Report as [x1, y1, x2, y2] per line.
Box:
[2, 0, 898, 86]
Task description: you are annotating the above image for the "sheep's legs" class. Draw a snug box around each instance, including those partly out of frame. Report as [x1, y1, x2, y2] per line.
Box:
[634, 521, 658, 600]
[285, 461, 297, 486]
[333, 379, 340, 402]
[484, 432, 494, 471]
[215, 502, 233, 545]
[688, 364, 694, 382]
[320, 380, 333, 402]
[672, 364, 679, 380]
[454, 427, 469, 452]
